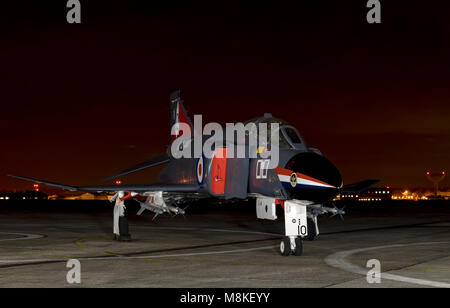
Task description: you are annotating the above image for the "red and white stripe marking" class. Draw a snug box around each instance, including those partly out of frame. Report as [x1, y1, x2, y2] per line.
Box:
[275, 167, 336, 189]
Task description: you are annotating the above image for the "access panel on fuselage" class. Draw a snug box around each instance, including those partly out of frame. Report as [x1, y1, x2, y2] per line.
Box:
[210, 148, 227, 195]
[209, 148, 249, 199]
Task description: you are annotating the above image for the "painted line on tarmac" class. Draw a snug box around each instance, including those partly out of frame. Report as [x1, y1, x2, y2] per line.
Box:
[72, 227, 281, 251]
[324, 241, 450, 288]
[0, 232, 45, 242]
[0, 245, 277, 266]
[0, 227, 280, 267]
[129, 245, 277, 259]
[138, 226, 280, 237]
[138, 256, 276, 265]
[75, 238, 89, 249]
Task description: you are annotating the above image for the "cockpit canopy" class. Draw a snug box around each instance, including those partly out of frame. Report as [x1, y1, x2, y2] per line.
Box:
[244, 115, 307, 151]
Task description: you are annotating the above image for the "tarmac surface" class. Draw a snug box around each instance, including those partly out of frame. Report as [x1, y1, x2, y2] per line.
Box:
[0, 200, 449, 288]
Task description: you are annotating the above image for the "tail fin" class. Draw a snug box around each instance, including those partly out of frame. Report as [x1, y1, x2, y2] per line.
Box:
[170, 90, 193, 142]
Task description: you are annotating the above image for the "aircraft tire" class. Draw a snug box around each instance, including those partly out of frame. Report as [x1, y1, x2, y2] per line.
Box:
[280, 237, 291, 256]
[293, 238, 303, 256]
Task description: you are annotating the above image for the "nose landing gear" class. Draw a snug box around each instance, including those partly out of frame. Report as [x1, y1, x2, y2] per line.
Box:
[279, 200, 309, 256]
[255, 198, 309, 256]
[280, 236, 303, 256]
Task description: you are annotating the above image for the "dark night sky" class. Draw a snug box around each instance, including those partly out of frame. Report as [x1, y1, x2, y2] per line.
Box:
[1, 1, 449, 191]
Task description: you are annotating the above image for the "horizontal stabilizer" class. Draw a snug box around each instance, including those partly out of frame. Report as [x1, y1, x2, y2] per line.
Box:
[341, 179, 380, 194]
[103, 154, 170, 181]
[8, 174, 199, 193]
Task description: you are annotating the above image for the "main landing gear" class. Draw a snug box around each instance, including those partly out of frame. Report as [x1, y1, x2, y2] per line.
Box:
[111, 191, 135, 241]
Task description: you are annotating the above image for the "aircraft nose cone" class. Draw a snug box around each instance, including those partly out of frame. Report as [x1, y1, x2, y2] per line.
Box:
[286, 152, 342, 188]
[283, 152, 342, 202]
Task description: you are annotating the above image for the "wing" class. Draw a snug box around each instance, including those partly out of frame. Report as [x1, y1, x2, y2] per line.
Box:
[8, 174, 199, 193]
[340, 179, 380, 194]
[102, 153, 170, 181]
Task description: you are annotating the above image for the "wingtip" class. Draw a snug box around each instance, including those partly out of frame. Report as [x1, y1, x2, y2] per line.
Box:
[7, 174, 22, 180]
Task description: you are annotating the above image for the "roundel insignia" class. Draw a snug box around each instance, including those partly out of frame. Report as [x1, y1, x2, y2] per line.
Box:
[290, 173, 297, 187]
[197, 156, 204, 184]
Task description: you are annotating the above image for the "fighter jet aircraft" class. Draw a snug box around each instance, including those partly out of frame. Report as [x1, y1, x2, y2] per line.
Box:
[9, 91, 378, 256]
